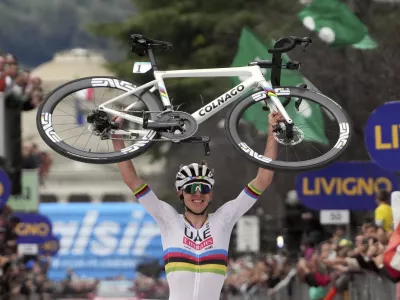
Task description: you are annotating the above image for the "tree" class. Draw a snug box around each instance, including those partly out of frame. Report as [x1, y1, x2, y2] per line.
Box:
[92, 0, 400, 224]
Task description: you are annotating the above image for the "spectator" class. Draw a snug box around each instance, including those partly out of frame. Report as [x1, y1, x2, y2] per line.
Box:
[0, 54, 5, 76]
[375, 189, 393, 234]
[284, 190, 307, 261]
[301, 211, 326, 247]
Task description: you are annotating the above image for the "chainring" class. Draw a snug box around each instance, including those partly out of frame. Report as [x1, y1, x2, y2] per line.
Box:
[157, 111, 198, 141]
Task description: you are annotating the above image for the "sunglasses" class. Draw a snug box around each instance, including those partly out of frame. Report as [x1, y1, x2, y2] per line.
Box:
[182, 183, 212, 195]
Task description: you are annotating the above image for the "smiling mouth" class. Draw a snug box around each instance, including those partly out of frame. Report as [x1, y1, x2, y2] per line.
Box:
[192, 199, 204, 203]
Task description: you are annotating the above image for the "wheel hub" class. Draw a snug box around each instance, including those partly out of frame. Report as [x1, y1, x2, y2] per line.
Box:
[273, 125, 304, 145]
[87, 110, 118, 135]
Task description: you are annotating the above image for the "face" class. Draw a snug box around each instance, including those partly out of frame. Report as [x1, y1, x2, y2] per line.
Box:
[5, 58, 18, 77]
[320, 243, 331, 259]
[355, 235, 364, 247]
[365, 226, 377, 238]
[179, 182, 212, 214]
[31, 76, 42, 87]
[335, 228, 345, 237]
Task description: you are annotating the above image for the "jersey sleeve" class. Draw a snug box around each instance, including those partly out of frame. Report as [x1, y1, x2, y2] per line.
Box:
[213, 183, 261, 231]
[133, 183, 179, 227]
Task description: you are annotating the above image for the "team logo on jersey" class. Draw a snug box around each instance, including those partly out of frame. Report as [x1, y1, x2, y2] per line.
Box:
[183, 222, 214, 250]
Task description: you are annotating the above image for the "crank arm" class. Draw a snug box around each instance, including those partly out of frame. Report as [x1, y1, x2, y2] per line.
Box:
[180, 136, 211, 156]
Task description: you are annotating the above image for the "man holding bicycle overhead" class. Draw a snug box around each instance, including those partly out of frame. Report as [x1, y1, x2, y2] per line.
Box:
[112, 111, 284, 300]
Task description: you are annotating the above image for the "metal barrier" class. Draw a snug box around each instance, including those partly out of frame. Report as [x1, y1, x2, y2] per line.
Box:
[224, 271, 398, 300]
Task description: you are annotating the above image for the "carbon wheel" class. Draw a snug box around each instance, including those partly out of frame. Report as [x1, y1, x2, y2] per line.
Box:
[225, 87, 352, 171]
[36, 76, 164, 164]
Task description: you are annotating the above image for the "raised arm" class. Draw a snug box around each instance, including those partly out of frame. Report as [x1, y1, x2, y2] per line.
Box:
[112, 138, 144, 191]
[213, 112, 282, 229]
[112, 125, 178, 226]
[250, 111, 282, 192]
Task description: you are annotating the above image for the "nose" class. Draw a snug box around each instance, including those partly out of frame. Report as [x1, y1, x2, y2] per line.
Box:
[194, 190, 202, 196]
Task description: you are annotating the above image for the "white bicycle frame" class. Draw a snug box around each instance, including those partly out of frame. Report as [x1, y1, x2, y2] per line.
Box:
[98, 65, 293, 137]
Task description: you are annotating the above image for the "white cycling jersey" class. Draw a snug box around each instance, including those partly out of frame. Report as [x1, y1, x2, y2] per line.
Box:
[133, 182, 262, 300]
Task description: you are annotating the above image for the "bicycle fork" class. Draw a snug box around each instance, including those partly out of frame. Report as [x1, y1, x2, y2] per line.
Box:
[258, 80, 294, 138]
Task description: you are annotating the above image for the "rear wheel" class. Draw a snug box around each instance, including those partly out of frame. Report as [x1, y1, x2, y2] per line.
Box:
[225, 87, 352, 171]
[36, 76, 164, 164]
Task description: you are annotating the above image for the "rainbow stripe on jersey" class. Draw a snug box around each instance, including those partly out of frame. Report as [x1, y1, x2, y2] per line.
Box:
[133, 183, 151, 200]
[244, 184, 262, 200]
[164, 248, 228, 276]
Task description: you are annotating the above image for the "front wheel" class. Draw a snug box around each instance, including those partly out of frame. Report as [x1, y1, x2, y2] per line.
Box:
[225, 87, 352, 171]
[36, 76, 164, 164]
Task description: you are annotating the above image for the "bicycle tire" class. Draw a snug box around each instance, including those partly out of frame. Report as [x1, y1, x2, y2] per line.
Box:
[36, 76, 164, 164]
[225, 87, 353, 171]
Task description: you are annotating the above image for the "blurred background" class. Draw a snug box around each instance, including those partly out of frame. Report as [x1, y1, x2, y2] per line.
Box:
[0, 0, 400, 299]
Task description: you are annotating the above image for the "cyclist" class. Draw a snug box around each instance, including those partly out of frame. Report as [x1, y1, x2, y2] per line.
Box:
[112, 111, 283, 300]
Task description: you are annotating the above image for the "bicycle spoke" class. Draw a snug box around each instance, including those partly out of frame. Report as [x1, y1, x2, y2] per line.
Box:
[290, 144, 301, 161]
[58, 125, 86, 133]
[71, 125, 90, 147]
[83, 132, 94, 151]
[55, 107, 77, 118]
[63, 131, 92, 141]
[96, 136, 101, 152]
[307, 142, 324, 155]
[70, 93, 93, 113]
[53, 123, 86, 125]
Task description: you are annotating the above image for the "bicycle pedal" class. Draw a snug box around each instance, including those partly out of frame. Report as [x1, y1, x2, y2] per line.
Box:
[182, 136, 210, 143]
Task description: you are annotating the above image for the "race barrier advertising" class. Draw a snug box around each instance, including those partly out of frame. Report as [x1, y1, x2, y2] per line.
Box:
[14, 212, 53, 244]
[296, 161, 399, 210]
[39, 234, 61, 257]
[39, 203, 163, 281]
[0, 167, 11, 209]
[365, 101, 400, 172]
[13, 212, 53, 256]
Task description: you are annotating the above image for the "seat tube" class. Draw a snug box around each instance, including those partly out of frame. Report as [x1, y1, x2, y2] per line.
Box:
[148, 49, 159, 71]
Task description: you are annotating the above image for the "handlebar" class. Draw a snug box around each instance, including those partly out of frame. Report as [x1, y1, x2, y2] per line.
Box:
[268, 36, 312, 54]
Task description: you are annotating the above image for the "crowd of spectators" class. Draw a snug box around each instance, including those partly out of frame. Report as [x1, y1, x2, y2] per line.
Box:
[0, 52, 55, 299]
[294, 189, 396, 300]
[0, 52, 53, 185]
[221, 251, 293, 298]
[0, 53, 43, 110]
[0, 204, 55, 300]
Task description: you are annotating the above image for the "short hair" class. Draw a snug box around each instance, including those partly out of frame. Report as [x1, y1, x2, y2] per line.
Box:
[364, 223, 378, 230]
[376, 189, 390, 203]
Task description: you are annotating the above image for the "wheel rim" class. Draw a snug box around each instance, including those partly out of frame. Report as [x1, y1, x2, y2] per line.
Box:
[37, 77, 162, 162]
[227, 87, 352, 170]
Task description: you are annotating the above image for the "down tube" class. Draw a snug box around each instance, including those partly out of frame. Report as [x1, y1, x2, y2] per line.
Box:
[192, 78, 256, 125]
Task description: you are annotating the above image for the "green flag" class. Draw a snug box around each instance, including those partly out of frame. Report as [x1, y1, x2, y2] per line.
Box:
[298, 0, 377, 49]
[231, 26, 329, 145]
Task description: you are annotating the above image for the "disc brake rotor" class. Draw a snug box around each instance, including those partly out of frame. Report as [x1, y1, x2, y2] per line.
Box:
[273, 126, 305, 145]
[157, 111, 198, 140]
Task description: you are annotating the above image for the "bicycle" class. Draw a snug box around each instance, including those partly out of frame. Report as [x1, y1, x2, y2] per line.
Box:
[36, 34, 352, 171]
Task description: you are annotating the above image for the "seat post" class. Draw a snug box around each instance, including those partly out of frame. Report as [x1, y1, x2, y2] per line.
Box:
[147, 48, 159, 71]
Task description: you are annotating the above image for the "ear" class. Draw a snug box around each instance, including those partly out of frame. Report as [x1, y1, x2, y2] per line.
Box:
[177, 190, 182, 197]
